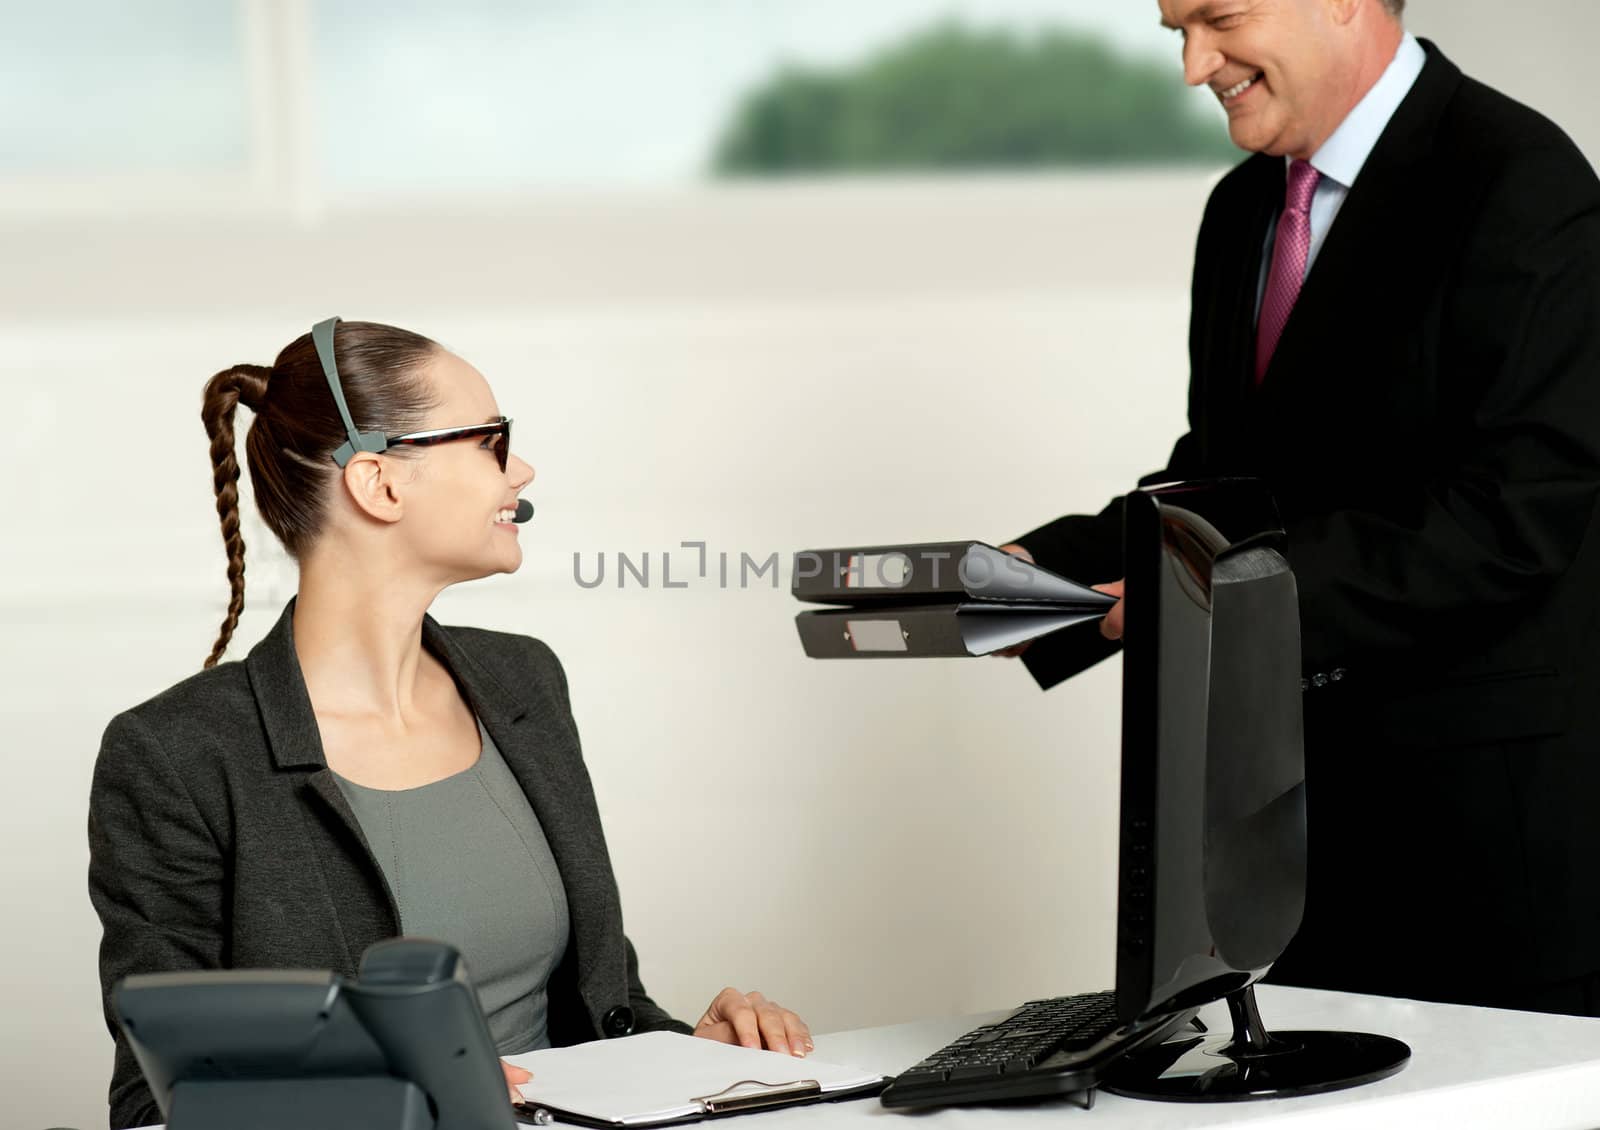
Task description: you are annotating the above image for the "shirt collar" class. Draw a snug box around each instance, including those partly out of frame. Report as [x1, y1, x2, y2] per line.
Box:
[1297, 32, 1426, 190]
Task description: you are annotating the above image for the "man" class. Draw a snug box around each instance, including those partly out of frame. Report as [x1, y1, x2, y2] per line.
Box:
[1007, 0, 1600, 1015]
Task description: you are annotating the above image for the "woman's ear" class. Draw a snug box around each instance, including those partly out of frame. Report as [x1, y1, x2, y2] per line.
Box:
[340, 454, 405, 524]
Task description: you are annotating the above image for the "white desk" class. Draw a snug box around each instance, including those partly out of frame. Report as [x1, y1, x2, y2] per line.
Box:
[785, 984, 1600, 1129]
[143, 985, 1600, 1129]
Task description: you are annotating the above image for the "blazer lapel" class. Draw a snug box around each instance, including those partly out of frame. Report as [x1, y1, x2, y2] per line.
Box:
[245, 599, 399, 963]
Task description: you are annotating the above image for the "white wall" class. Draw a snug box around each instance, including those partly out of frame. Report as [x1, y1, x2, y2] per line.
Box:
[1409, 0, 1600, 163]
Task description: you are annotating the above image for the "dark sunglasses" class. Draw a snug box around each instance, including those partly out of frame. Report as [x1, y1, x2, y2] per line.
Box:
[385, 416, 512, 472]
[312, 316, 511, 472]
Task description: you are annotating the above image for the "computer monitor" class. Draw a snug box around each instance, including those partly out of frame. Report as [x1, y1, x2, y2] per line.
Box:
[1105, 478, 1409, 1100]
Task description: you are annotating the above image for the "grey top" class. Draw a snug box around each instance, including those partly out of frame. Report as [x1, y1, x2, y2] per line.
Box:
[334, 718, 570, 1054]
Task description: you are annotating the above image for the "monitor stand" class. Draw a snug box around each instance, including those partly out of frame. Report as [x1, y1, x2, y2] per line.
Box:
[1102, 984, 1410, 1102]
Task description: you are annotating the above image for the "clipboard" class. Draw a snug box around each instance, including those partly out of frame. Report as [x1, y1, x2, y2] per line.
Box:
[513, 1075, 889, 1127]
[504, 1031, 887, 1128]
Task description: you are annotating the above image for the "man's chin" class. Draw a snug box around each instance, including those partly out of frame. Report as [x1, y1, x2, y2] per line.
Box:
[1229, 128, 1292, 159]
[1226, 122, 1264, 153]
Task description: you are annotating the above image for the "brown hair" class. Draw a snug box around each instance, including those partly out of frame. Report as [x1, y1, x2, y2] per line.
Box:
[199, 321, 440, 668]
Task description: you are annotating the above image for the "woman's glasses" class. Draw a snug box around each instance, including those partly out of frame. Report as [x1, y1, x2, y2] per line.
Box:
[384, 417, 512, 472]
[311, 317, 511, 472]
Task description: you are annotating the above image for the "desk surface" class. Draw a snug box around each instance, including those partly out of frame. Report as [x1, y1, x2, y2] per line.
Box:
[142, 985, 1600, 1129]
[791, 984, 1600, 1129]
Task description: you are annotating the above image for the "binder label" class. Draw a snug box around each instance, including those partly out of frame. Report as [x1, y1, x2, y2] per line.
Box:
[846, 619, 909, 652]
[845, 552, 912, 589]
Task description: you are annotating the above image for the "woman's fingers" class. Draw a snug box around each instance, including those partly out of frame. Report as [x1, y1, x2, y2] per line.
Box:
[699, 985, 764, 1049]
[501, 1059, 532, 1104]
[696, 985, 740, 1029]
[729, 998, 763, 1049]
[753, 998, 792, 1056]
[785, 1009, 814, 1055]
[694, 987, 813, 1057]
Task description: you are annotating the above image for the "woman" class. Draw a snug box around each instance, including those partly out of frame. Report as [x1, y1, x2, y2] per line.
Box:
[88, 318, 810, 1130]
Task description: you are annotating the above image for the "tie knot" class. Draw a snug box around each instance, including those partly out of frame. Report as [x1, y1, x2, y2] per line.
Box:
[1285, 159, 1320, 214]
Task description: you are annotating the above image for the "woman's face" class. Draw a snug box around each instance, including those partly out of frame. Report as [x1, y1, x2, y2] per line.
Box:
[394, 348, 535, 584]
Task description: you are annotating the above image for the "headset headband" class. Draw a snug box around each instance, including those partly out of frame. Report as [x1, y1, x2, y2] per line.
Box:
[312, 316, 389, 467]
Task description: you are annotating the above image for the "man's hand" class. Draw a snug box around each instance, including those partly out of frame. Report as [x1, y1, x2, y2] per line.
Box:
[695, 987, 813, 1057]
[1095, 580, 1125, 640]
[992, 543, 1125, 649]
[994, 543, 1036, 657]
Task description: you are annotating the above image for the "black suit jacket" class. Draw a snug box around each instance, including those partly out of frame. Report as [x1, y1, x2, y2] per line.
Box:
[1019, 43, 1600, 1003]
[88, 600, 690, 1130]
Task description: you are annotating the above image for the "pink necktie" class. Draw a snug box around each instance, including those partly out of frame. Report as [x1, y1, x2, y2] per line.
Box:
[1255, 159, 1321, 384]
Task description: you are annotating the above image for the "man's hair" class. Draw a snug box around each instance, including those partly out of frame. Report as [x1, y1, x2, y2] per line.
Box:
[1383, 0, 1405, 14]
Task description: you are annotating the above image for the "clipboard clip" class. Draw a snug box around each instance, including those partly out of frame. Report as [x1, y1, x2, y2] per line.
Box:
[692, 1078, 822, 1114]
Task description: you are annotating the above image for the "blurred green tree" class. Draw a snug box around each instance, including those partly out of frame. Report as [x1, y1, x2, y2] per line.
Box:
[711, 22, 1236, 174]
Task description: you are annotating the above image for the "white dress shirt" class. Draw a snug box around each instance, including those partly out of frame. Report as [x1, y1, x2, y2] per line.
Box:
[1256, 33, 1427, 319]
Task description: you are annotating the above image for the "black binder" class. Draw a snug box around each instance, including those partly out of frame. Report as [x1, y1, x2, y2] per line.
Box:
[792, 540, 1115, 658]
[796, 602, 1107, 658]
[792, 541, 1110, 606]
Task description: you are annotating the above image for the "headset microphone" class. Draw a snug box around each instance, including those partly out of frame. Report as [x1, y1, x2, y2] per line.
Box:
[512, 499, 534, 523]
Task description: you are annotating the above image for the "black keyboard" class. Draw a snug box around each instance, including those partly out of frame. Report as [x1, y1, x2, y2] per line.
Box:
[881, 991, 1190, 1110]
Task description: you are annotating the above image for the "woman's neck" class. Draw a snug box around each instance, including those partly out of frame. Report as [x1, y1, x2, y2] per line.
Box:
[291, 547, 447, 725]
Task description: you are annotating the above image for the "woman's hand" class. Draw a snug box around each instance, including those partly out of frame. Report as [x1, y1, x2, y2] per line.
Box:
[694, 987, 813, 1057]
[501, 1059, 531, 1104]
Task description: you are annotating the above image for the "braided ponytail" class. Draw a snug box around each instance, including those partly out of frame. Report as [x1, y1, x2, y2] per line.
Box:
[193, 321, 438, 669]
[200, 365, 273, 668]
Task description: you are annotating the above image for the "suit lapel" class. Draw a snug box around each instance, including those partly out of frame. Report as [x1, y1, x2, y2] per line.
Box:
[1232, 157, 1282, 409]
[1197, 152, 1281, 468]
[1258, 41, 1463, 397]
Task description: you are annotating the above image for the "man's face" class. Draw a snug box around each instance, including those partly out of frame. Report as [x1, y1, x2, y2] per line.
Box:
[1158, 0, 1347, 158]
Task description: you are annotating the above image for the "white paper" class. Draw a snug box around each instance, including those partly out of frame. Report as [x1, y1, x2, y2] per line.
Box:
[505, 1031, 882, 1126]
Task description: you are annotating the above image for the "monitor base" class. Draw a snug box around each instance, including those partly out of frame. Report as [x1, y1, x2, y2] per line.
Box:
[1102, 984, 1410, 1102]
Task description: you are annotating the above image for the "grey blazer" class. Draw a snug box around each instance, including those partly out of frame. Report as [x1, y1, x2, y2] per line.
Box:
[88, 599, 690, 1130]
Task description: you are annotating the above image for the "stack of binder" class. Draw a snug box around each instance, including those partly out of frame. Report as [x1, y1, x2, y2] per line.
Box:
[791, 541, 1116, 658]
